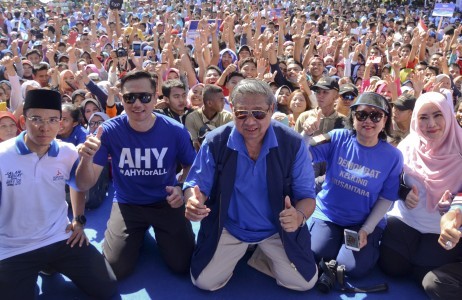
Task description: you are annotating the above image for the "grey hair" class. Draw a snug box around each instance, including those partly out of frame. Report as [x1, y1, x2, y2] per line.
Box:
[230, 79, 276, 106]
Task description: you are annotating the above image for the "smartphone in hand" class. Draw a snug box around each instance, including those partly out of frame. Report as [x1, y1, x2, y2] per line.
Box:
[344, 229, 360, 251]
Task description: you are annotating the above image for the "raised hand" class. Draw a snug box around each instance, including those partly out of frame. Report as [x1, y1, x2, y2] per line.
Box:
[405, 185, 419, 209]
[279, 196, 301, 232]
[438, 208, 462, 250]
[185, 185, 210, 222]
[302, 109, 322, 136]
[79, 126, 103, 159]
[437, 190, 453, 216]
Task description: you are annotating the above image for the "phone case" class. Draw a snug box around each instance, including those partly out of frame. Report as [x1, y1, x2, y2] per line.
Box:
[344, 229, 360, 251]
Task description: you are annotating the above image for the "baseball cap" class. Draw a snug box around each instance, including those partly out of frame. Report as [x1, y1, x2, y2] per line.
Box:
[350, 92, 390, 115]
[311, 77, 339, 91]
[392, 94, 416, 111]
[339, 83, 358, 96]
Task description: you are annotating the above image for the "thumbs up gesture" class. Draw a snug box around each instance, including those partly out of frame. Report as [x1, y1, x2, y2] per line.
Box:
[79, 126, 103, 159]
[302, 109, 322, 136]
[279, 196, 302, 232]
[437, 190, 453, 216]
[185, 185, 210, 222]
[404, 185, 419, 210]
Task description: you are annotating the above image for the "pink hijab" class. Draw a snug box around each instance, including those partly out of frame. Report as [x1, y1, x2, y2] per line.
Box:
[398, 92, 462, 211]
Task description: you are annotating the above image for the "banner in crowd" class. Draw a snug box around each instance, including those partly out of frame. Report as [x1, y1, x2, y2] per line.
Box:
[186, 19, 222, 45]
[432, 3, 456, 17]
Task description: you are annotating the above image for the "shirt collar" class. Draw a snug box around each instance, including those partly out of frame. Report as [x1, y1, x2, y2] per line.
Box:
[15, 131, 59, 157]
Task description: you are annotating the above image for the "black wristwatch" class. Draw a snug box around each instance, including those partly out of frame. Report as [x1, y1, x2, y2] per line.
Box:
[73, 215, 87, 226]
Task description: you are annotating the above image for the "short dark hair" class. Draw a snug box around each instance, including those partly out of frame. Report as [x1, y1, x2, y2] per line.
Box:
[238, 57, 257, 70]
[202, 84, 223, 103]
[26, 49, 42, 59]
[32, 62, 49, 74]
[225, 71, 245, 85]
[401, 43, 412, 51]
[62, 103, 82, 122]
[205, 65, 222, 77]
[120, 70, 157, 93]
[162, 79, 186, 98]
[427, 66, 440, 76]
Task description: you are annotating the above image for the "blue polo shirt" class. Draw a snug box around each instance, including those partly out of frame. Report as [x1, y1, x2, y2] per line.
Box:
[185, 125, 315, 243]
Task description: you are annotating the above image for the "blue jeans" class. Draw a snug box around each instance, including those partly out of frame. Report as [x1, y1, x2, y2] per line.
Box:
[309, 217, 383, 278]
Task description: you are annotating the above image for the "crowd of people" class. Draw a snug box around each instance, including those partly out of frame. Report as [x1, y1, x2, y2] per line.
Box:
[0, 0, 462, 299]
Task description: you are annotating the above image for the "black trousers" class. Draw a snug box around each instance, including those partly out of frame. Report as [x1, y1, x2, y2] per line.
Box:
[0, 240, 117, 299]
[103, 201, 195, 279]
[379, 216, 462, 282]
[423, 262, 462, 300]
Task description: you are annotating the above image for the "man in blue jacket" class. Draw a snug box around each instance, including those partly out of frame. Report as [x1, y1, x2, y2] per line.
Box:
[184, 79, 318, 291]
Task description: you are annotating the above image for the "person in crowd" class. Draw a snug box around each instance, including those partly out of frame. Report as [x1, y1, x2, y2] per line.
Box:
[188, 83, 205, 110]
[306, 92, 403, 277]
[58, 103, 87, 146]
[0, 111, 20, 142]
[287, 89, 313, 127]
[156, 79, 193, 124]
[184, 79, 318, 291]
[87, 112, 110, 135]
[456, 98, 462, 128]
[379, 92, 462, 287]
[295, 77, 346, 192]
[185, 84, 233, 151]
[75, 70, 196, 279]
[274, 85, 292, 115]
[0, 89, 117, 299]
[336, 83, 358, 117]
[388, 93, 416, 146]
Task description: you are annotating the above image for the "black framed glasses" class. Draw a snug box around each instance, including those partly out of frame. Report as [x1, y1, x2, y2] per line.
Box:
[354, 110, 384, 123]
[89, 120, 104, 127]
[234, 109, 270, 120]
[342, 94, 356, 101]
[122, 93, 154, 104]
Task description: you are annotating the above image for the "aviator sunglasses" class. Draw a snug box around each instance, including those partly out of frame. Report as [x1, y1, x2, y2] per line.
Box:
[341, 94, 356, 101]
[234, 109, 270, 120]
[122, 92, 154, 104]
[354, 110, 384, 123]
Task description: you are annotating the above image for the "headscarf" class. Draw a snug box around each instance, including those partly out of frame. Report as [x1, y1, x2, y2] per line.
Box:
[59, 69, 76, 94]
[398, 92, 462, 211]
[187, 83, 205, 108]
[274, 85, 292, 114]
[162, 68, 180, 81]
[0, 111, 20, 141]
[217, 48, 237, 72]
[20, 80, 41, 100]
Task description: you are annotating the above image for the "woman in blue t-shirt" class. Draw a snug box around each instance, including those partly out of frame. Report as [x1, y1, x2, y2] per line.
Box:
[58, 103, 87, 146]
[307, 92, 403, 278]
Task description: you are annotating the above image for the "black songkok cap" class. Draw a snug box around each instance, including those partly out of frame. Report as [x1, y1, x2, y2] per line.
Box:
[23, 89, 62, 113]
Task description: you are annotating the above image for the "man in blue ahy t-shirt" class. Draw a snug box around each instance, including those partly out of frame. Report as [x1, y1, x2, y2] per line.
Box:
[184, 79, 318, 291]
[76, 70, 196, 279]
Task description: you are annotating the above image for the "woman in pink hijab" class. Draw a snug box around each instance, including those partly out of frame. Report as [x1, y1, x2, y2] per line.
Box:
[379, 92, 462, 288]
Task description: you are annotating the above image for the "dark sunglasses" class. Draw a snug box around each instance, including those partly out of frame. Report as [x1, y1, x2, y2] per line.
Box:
[354, 110, 384, 123]
[234, 109, 270, 120]
[122, 93, 154, 104]
[342, 94, 356, 101]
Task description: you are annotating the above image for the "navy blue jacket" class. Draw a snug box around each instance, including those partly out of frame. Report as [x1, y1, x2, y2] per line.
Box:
[190, 121, 317, 281]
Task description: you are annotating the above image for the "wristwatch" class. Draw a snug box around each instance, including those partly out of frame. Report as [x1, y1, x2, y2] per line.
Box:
[73, 215, 87, 226]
